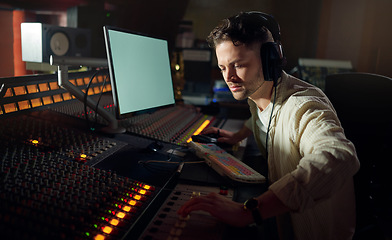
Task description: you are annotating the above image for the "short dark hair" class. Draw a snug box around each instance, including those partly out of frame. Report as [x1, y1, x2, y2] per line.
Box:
[206, 12, 271, 49]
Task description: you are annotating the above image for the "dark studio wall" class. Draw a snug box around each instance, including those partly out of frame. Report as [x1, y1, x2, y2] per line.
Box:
[0, 0, 190, 76]
[0, 0, 391, 78]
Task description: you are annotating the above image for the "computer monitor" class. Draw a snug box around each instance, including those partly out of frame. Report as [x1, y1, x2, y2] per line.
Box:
[103, 26, 175, 119]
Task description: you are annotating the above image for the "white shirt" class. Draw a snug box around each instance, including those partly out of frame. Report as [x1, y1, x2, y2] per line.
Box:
[246, 72, 360, 240]
[255, 104, 272, 147]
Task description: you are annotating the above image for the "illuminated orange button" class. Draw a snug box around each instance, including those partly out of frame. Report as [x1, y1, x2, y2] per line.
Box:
[129, 200, 136, 206]
[122, 206, 131, 212]
[80, 154, 87, 158]
[143, 185, 151, 190]
[134, 195, 141, 200]
[116, 212, 125, 219]
[139, 189, 146, 195]
[31, 140, 39, 144]
[94, 234, 105, 240]
[102, 226, 112, 234]
[110, 219, 119, 226]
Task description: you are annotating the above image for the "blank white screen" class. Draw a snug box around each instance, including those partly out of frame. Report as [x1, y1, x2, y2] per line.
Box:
[107, 29, 175, 115]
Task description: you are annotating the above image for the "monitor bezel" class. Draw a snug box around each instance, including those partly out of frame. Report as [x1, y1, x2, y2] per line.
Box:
[103, 25, 175, 120]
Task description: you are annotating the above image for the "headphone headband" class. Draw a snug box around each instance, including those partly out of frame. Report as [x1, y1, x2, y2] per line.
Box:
[246, 11, 281, 43]
[243, 11, 285, 84]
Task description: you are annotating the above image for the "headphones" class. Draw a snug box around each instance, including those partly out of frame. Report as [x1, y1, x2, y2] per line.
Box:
[246, 12, 285, 85]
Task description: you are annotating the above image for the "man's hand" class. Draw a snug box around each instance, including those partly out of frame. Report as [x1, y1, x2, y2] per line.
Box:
[177, 192, 253, 227]
[201, 127, 236, 145]
[201, 126, 252, 145]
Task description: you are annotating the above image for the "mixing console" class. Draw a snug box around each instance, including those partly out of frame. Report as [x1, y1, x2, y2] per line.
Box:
[121, 105, 214, 146]
[51, 95, 217, 146]
[139, 184, 234, 240]
[0, 113, 159, 240]
[0, 70, 258, 240]
[0, 114, 126, 166]
[50, 95, 116, 125]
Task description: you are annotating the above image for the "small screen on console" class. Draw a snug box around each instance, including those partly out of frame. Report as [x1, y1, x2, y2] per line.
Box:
[104, 26, 175, 118]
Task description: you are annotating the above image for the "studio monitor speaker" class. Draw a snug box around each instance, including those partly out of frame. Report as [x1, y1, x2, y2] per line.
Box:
[21, 23, 91, 63]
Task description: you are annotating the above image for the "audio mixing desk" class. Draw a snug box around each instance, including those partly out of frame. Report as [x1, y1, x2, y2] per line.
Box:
[0, 71, 266, 240]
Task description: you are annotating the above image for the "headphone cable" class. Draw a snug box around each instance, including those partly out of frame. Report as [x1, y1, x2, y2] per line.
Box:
[264, 84, 277, 183]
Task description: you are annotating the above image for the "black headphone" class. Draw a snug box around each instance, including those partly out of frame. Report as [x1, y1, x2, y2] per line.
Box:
[244, 12, 284, 176]
[246, 12, 285, 85]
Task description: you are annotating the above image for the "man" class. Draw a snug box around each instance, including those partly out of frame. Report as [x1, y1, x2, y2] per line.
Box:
[178, 12, 360, 239]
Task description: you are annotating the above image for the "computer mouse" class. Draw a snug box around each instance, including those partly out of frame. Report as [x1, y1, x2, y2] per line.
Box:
[191, 134, 218, 143]
[147, 141, 163, 152]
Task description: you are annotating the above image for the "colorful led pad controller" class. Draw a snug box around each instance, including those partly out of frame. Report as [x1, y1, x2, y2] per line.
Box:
[188, 141, 266, 184]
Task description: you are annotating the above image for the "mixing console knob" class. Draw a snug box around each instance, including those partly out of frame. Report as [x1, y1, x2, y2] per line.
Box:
[88, 192, 93, 200]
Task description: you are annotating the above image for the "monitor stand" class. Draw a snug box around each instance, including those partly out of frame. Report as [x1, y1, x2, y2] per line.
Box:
[52, 57, 125, 134]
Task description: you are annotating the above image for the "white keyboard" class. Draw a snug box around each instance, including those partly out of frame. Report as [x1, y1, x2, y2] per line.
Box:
[188, 141, 266, 184]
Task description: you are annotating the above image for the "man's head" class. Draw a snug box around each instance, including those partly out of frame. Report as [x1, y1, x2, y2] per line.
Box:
[207, 12, 284, 101]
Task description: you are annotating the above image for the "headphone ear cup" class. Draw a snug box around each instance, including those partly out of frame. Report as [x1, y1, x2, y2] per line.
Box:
[261, 42, 282, 84]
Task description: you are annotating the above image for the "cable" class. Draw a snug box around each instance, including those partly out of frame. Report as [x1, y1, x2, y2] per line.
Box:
[138, 159, 205, 176]
[84, 69, 101, 129]
[140, 146, 204, 166]
[140, 160, 205, 165]
[83, 69, 108, 131]
[92, 74, 109, 129]
[264, 84, 277, 183]
[138, 145, 205, 174]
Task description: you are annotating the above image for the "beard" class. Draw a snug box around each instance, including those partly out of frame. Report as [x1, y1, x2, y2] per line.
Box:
[229, 72, 265, 101]
[230, 89, 250, 100]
